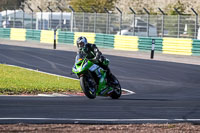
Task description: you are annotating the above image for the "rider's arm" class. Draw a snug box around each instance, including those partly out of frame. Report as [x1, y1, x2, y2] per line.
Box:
[77, 50, 85, 56]
[91, 44, 102, 62]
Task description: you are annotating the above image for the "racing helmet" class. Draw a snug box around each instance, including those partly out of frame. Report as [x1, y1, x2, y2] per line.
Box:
[77, 36, 87, 50]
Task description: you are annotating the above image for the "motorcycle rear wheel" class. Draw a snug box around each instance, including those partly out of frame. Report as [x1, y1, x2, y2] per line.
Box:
[80, 76, 97, 99]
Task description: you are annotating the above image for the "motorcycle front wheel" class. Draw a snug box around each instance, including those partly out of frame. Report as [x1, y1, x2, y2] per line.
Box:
[80, 76, 97, 99]
[109, 74, 122, 99]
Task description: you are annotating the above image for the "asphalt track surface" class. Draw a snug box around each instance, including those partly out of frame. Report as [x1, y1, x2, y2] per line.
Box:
[0, 44, 200, 124]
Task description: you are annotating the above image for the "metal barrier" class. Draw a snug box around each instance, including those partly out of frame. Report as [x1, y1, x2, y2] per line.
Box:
[0, 9, 199, 39]
[0, 28, 199, 56]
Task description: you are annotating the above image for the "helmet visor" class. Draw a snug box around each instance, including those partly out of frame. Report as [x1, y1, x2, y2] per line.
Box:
[79, 42, 84, 48]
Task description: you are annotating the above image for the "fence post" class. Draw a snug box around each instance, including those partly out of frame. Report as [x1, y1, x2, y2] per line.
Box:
[143, 8, 150, 37]
[3, 7, 8, 28]
[158, 8, 165, 37]
[91, 6, 97, 33]
[58, 6, 63, 30]
[178, 15, 180, 38]
[104, 8, 110, 34]
[174, 8, 181, 38]
[20, 7, 25, 28]
[80, 6, 85, 32]
[37, 6, 43, 30]
[69, 6, 75, 32]
[14, 8, 16, 28]
[27, 4, 33, 29]
[191, 8, 198, 39]
[47, 6, 53, 30]
[116, 7, 122, 35]
[129, 7, 136, 36]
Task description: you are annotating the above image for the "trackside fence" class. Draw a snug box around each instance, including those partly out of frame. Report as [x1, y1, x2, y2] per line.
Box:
[0, 10, 200, 39]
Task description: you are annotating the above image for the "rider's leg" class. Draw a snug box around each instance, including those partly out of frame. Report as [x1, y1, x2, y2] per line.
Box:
[100, 64, 112, 80]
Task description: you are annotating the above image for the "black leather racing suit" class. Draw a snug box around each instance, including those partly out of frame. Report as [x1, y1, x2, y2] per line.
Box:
[78, 43, 111, 78]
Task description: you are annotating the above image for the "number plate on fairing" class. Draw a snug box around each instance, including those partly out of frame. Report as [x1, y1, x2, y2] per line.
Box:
[89, 64, 99, 71]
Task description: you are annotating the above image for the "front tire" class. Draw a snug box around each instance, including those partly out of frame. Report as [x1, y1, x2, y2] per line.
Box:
[109, 75, 121, 99]
[80, 76, 96, 99]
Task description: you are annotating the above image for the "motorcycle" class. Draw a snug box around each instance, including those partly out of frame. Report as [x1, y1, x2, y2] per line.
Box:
[72, 54, 121, 99]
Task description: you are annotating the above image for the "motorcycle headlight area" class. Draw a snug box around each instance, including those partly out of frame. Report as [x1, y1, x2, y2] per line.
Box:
[73, 65, 78, 72]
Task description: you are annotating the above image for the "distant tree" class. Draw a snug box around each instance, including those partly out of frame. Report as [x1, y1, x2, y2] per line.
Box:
[115, 0, 159, 14]
[24, 0, 70, 12]
[69, 0, 118, 13]
[165, 0, 186, 15]
[164, 1, 189, 37]
[0, 0, 24, 11]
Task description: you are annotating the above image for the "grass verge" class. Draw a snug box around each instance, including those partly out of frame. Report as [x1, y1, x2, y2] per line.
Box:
[0, 64, 81, 95]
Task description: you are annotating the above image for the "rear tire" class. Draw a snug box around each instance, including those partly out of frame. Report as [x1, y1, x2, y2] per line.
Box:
[109, 75, 121, 99]
[80, 76, 96, 99]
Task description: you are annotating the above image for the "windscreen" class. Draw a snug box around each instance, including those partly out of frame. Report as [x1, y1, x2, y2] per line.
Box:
[75, 53, 86, 63]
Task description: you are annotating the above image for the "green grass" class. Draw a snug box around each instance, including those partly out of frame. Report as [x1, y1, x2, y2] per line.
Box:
[0, 64, 81, 95]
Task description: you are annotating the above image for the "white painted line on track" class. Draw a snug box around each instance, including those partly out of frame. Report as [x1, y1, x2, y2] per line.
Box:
[122, 88, 135, 95]
[3, 64, 136, 96]
[0, 118, 200, 122]
[37, 93, 73, 97]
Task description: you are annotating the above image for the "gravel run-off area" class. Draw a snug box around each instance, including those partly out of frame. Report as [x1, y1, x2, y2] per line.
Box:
[0, 123, 200, 133]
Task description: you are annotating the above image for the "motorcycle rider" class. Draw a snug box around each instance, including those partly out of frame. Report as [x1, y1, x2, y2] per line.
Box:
[76, 36, 113, 82]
